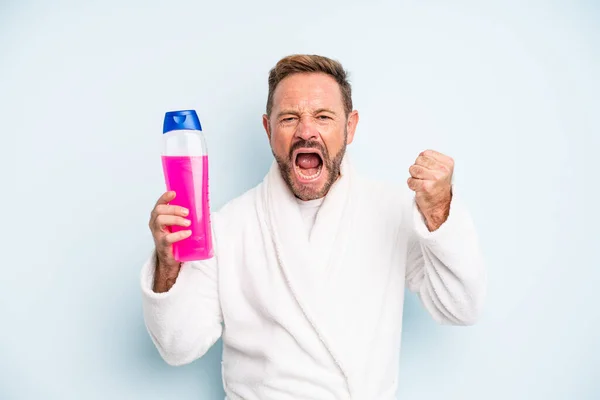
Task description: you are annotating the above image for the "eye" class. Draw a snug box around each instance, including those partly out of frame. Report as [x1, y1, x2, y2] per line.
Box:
[281, 117, 297, 123]
[317, 115, 331, 120]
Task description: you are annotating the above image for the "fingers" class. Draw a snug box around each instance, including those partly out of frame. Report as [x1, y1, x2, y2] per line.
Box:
[154, 204, 189, 218]
[419, 149, 454, 168]
[409, 164, 437, 180]
[154, 215, 191, 232]
[415, 154, 437, 170]
[407, 177, 433, 193]
[149, 192, 189, 226]
[163, 230, 192, 245]
[155, 191, 176, 207]
[415, 154, 449, 174]
[410, 150, 454, 183]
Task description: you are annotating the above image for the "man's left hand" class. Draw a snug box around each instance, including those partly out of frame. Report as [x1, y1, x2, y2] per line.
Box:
[407, 149, 454, 231]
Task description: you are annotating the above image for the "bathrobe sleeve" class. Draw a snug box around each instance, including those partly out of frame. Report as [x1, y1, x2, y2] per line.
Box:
[140, 246, 222, 366]
[404, 188, 487, 325]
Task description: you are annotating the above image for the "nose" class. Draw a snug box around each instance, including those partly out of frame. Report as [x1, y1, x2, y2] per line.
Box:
[295, 116, 319, 141]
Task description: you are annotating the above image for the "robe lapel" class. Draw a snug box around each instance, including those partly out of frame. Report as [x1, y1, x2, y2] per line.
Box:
[264, 156, 354, 295]
[260, 156, 357, 393]
[307, 157, 355, 292]
[262, 161, 313, 294]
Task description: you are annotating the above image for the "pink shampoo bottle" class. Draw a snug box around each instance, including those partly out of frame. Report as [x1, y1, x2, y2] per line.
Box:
[161, 109, 214, 262]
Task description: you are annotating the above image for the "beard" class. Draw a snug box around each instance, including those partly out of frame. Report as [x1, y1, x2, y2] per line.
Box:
[272, 129, 348, 201]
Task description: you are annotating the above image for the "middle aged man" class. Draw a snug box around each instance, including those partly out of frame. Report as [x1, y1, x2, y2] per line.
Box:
[141, 54, 486, 400]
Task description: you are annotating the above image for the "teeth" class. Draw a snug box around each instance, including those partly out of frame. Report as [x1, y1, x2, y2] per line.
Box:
[295, 164, 322, 180]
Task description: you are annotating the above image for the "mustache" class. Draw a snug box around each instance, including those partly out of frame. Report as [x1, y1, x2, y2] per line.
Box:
[288, 140, 328, 160]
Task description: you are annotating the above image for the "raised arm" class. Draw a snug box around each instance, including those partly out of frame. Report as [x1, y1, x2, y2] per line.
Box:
[404, 150, 486, 325]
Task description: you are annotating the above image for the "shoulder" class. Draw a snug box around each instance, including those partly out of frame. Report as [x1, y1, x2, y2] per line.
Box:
[211, 183, 262, 227]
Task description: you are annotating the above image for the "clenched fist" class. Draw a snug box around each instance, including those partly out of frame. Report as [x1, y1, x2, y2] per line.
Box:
[407, 149, 454, 231]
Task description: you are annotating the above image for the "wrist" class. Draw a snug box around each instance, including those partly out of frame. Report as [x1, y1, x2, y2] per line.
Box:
[421, 193, 452, 232]
[423, 207, 449, 231]
[153, 254, 181, 293]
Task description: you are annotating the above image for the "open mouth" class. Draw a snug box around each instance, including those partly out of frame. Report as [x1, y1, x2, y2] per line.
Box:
[293, 149, 324, 182]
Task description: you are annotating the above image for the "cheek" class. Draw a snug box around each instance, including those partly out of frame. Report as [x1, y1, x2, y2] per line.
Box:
[271, 127, 293, 155]
[323, 133, 345, 154]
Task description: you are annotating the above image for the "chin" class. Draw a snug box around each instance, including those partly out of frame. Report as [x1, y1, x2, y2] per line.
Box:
[291, 164, 329, 200]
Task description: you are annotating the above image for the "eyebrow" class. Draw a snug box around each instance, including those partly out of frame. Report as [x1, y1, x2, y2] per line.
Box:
[314, 108, 337, 115]
[276, 108, 338, 119]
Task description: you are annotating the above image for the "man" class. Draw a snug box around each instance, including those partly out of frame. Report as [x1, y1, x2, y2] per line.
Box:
[141, 54, 486, 399]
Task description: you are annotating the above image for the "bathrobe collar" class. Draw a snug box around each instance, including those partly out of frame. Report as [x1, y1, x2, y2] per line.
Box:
[260, 154, 358, 394]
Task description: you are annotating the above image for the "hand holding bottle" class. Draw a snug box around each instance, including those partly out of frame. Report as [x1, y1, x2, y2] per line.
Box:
[148, 190, 192, 292]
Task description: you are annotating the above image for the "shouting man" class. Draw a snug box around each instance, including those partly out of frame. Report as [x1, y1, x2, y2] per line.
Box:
[141, 54, 486, 399]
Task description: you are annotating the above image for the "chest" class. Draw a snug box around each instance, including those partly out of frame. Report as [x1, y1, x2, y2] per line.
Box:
[215, 208, 408, 328]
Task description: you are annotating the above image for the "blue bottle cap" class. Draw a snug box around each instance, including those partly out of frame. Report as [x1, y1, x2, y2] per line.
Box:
[163, 110, 202, 133]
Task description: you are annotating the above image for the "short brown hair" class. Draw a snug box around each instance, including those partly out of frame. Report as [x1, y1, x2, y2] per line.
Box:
[266, 54, 353, 117]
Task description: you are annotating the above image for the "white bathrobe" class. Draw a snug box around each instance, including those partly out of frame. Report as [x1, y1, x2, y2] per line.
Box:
[140, 155, 486, 400]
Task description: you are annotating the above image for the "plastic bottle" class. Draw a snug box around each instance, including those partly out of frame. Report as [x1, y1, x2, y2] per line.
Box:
[161, 109, 214, 262]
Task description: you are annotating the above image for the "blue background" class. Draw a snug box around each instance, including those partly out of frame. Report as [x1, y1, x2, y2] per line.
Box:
[1, 0, 598, 399]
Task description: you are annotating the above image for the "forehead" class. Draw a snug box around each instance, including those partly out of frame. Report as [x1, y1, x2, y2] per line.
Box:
[271, 72, 344, 112]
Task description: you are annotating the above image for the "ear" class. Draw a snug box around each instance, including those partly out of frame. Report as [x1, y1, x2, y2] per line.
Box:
[345, 110, 359, 145]
[262, 114, 271, 141]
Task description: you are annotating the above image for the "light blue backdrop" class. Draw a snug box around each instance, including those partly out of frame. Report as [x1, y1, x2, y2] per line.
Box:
[1, 0, 598, 399]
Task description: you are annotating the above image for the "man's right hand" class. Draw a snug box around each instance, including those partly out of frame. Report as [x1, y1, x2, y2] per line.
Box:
[148, 191, 192, 293]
